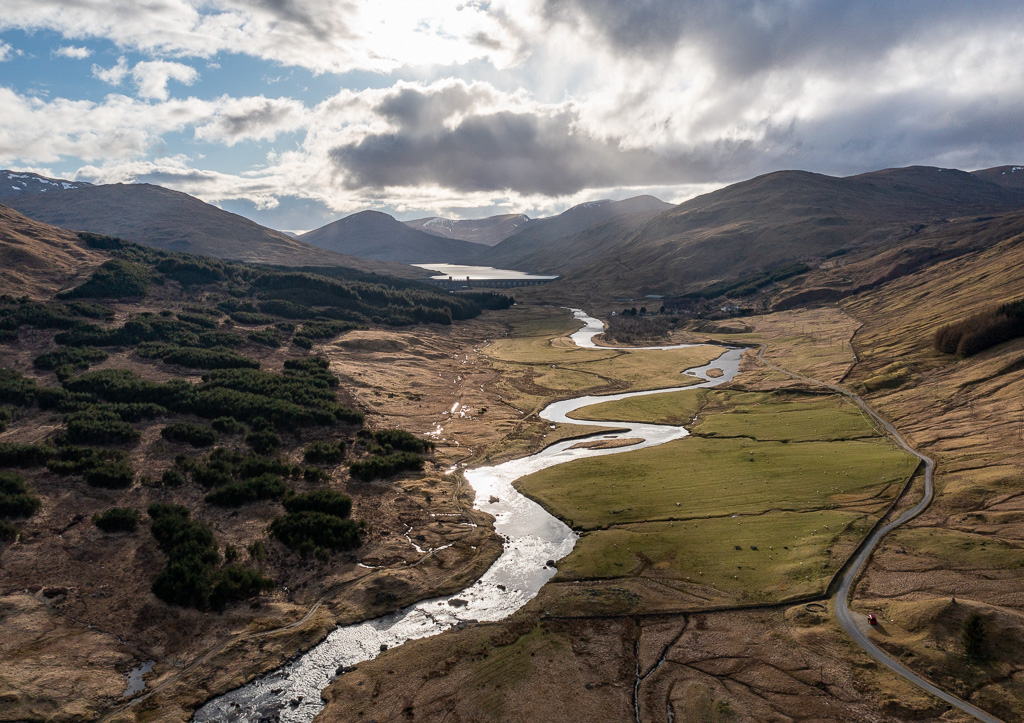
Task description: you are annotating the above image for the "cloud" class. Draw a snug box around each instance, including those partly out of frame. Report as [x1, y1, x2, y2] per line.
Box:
[0, 0, 524, 74]
[194, 96, 308, 145]
[92, 57, 199, 100]
[131, 60, 199, 100]
[92, 57, 130, 85]
[54, 45, 91, 59]
[0, 41, 13, 61]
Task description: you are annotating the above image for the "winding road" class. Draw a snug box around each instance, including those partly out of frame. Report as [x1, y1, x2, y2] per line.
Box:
[756, 346, 1002, 723]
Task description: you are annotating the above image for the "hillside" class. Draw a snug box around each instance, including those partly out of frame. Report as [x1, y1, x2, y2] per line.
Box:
[301, 210, 487, 263]
[404, 213, 531, 246]
[2, 179, 419, 275]
[0, 170, 93, 201]
[544, 167, 1024, 301]
[0, 204, 106, 298]
[478, 195, 672, 270]
[973, 165, 1024, 190]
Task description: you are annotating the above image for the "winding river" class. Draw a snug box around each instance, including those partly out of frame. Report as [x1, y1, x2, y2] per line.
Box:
[193, 310, 743, 722]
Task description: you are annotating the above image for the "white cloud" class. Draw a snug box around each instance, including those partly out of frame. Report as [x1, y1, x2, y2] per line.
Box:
[131, 60, 198, 100]
[92, 57, 199, 100]
[54, 45, 91, 59]
[92, 56, 130, 85]
[0, 41, 13, 61]
[0, 0, 526, 74]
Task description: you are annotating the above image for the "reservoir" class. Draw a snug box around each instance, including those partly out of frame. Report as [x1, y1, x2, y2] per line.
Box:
[413, 264, 559, 289]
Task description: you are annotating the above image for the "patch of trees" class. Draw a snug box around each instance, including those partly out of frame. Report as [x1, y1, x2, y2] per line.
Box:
[59, 259, 151, 299]
[358, 428, 434, 455]
[962, 612, 988, 662]
[270, 510, 361, 558]
[65, 407, 140, 445]
[933, 299, 1024, 357]
[204, 473, 287, 507]
[93, 507, 140, 533]
[161, 422, 218, 447]
[34, 346, 108, 372]
[283, 489, 352, 518]
[0, 442, 57, 467]
[684, 262, 810, 300]
[137, 342, 259, 370]
[0, 471, 42, 518]
[148, 503, 273, 611]
[247, 327, 284, 348]
[349, 451, 425, 482]
[304, 440, 346, 464]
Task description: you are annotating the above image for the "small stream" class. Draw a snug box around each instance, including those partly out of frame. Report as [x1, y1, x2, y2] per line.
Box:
[193, 311, 742, 722]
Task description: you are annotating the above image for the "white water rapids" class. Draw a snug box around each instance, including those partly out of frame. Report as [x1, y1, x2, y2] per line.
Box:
[193, 310, 743, 722]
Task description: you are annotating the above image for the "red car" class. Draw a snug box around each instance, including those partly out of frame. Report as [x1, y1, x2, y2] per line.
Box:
[868, 612, 878, 625]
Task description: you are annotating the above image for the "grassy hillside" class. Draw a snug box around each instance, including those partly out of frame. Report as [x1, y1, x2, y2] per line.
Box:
[4, 182, 421, 274]
[0, 204, 106, 298]
[524, 167, 1024, 303]
[301, 210, 487, 263]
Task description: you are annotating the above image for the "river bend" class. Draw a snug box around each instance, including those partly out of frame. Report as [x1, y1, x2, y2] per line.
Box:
[194, 310, 742, 722]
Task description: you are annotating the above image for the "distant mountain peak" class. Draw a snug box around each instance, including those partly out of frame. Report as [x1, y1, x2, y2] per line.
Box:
[1, 170, 93, 200]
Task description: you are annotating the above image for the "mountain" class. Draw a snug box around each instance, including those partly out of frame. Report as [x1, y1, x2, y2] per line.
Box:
[0, 203, 106, 297]
[1, 173, 420, 275]
[972, 165, 1024, 190]
[477, 195, 673, 270]
[534, 167, 1024, 301]
[300, 210, 487, 263]
[0, 170, 94, 201]
[404, 213, 532, 246]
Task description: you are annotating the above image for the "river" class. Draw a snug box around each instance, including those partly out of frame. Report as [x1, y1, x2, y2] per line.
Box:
[193, 310, 743, 722]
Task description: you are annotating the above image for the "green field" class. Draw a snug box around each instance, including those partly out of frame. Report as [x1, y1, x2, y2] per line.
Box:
[518, 386, 918, 609]
[554, 510, 869, 602]
[518, 435, 915, 530]
[485, 308, 717, 413]
[574, 388, 706, 425]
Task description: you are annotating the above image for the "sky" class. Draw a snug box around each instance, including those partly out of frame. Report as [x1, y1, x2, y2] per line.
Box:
[1, 1, 1023, 231]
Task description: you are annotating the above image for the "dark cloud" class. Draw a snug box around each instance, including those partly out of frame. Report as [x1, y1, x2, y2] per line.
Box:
[222, 0, 357, 42]
[542, 0, 1024, 80]
[330, 87, 754, 195]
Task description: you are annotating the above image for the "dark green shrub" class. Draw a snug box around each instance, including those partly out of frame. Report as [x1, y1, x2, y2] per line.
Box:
[209, 565, 274, 611]
[0, 471, 42, 518]
[0, 369, 40, 406]
[65, 408, 140, 445]
[138, 343, 259, 370]
[246, 429, 281, 454]
[162, 469, 186, 487]
[93, 507, 140, 533]
[204, 474, 287, 507]
[283, 489, 351, 518]
[349, 451, 425, 482]
[359, 428, 434, 454]
[46, 446, 127, 476]
[304, 440, 346, 464]
[84, 461, 134, 489]
[247, 328, 283, 347]
[962, 612, 988, 661]
[211, 416, 246, 434]
[302, 467, 329, 483]
[161, 422, 218, 448]
[229, 311, 274, 325]
[270, 510, 361, 553]
[34, 347, 108, 371]
[0, 442, 57, 467]
[0, 519, 20, 543]
[59, 259, 151, 299]
[77, 231, 125, 250]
